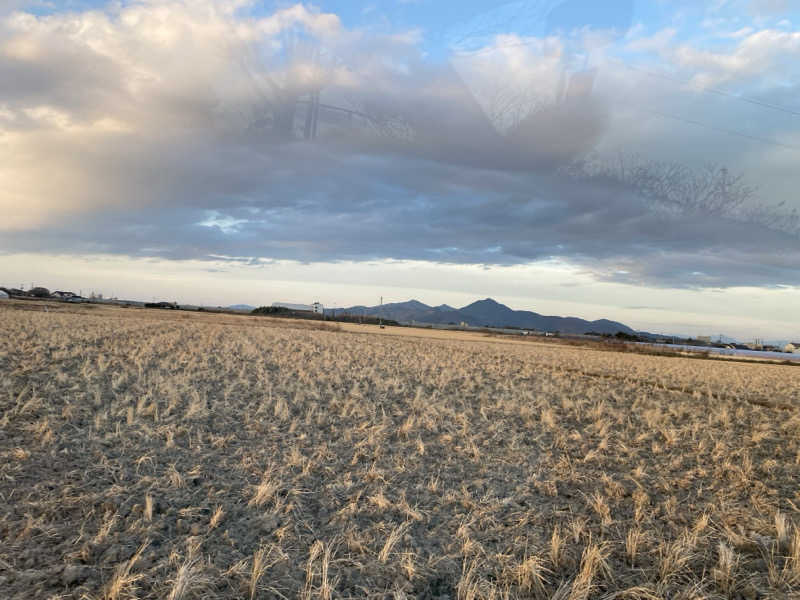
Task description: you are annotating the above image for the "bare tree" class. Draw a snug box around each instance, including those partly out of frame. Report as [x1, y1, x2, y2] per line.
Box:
[566, 151, 800, 236]
[742, 200, 800, 236]
[569, 153, 755, 215]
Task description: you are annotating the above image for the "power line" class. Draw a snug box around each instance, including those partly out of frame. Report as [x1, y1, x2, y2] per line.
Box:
[454, 37, 800, 118]
[456, 41, 800, 149]
[646, 109, 800, 151]
[619, 61, 800, 118]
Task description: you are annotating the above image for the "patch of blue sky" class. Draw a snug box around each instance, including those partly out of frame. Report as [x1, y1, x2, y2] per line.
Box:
[197, 210, 251, 235]
[17, 0, 111, 15]
[29, 1, 799, 48]
[20, 0, 800, 84]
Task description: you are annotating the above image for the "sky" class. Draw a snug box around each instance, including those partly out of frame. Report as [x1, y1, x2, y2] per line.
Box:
[1, 0, 800, 339]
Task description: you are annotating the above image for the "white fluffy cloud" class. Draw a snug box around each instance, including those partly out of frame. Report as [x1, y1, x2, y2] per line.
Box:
[675, 29, 800, 87]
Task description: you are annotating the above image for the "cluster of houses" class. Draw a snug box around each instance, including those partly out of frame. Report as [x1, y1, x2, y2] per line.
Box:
[0, 287, 331, 318]
[715, 341, 800, 354]
[713, 341, 799, 353]
[668, 334, 800, 354]
[726, 340, 800, 353]
[0, 287, 89, 302]
[52, 291, 83, 300]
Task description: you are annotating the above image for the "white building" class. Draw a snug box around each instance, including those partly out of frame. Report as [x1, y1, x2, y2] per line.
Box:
[785, 343, 800, 354]
[52, 291, 77, 299]
[272, 301, 324, 314]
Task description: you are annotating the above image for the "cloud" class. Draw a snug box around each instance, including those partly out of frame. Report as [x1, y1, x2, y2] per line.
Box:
[626, 27, 677, 53]
[1, 0, 799, 289]
[749, 0, 800, 16]
[673, 29, 800, 87]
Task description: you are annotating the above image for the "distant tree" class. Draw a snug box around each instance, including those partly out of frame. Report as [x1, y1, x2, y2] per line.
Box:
[614, 331, 641, 341]
[251, 306, 290, 315]
[29, 287, 50, 298]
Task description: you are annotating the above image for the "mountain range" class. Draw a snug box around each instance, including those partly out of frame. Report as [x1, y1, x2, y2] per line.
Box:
[333, 298, 635, 335]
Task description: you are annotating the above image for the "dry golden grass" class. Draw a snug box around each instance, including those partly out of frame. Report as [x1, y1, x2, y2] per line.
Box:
[2, 303, 800, 599]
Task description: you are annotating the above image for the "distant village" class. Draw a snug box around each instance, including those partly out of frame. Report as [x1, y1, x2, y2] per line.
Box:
[0, 285, 389, 327]
[605, 332, 800, 355]
[2, 284, 799, 354]
[0, 285, 325, 314]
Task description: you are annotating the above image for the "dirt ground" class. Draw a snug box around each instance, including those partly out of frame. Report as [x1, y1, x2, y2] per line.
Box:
[2, 303, 800, 599]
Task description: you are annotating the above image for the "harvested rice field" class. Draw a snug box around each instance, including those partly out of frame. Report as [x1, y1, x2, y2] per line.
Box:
[2, 302, 800, 599]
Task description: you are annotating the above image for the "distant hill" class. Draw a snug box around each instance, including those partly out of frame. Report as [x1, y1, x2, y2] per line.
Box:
[336, 298, 635, 335]
[227, 304, 255, 311]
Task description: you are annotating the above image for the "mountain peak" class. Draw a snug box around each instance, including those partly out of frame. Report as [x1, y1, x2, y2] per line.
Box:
[399, 299, 429, 308]
[461, 297, 510, 311]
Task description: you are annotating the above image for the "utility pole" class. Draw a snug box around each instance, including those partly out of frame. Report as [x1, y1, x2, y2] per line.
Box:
[304, 90, 321, 140]
[302, 46, 321, 141]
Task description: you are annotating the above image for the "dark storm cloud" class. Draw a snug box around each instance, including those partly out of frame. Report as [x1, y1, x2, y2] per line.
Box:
[1, 1, 799, 288]
[4, 137, 799, 288]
